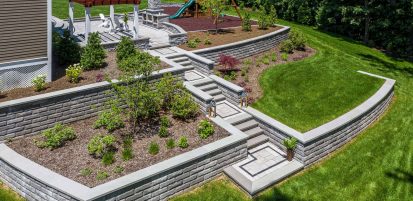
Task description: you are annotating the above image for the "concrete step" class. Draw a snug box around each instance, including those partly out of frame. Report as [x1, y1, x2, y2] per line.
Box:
[235, 119, 259, 131]
[213, 94, 226, 102]
[226, 113, 253, 125]
[178, 61, 192, 66]
[247, 135, 268, 148]
[171, 57, 188, 63]
[244, 127, 264, 138]
[198, 83, 218, 91]
[205, 88, 222, 96]
[191, 78, 213, 87]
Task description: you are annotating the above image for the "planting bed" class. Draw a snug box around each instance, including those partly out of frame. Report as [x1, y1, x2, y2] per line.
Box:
[0, 52, 169, 103]
[7, 113, 229, 187]
[179, 26, 282, 51]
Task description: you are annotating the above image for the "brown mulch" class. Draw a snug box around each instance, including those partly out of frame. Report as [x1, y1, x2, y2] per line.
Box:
[163, 7, 256, 32]
[0, 52, 169, 103]
[179, 26, 282, 51]
[7, 113, 229, 187]
[222, 46, 317, 103]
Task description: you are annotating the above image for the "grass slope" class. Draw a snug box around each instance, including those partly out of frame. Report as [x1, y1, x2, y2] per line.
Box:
[171, 16, 413, 201]
[52, 0, 184, 19]
[0, 182, 24, 201]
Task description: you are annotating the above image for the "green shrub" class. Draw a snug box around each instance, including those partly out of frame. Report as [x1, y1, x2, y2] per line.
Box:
[80, 168, 93, 176]
[96, 171, 109, 180]
[148, 141, 159, 155]
[289, 31, 306, 50]
[261, 55, 270, 65]
[54, 30, 81, 65]
[66, 64, 83, 83]
[157, 73, 185, 110]
[122, 137, 133, 161]
[186, 39, 198, 48]
[194, 38, 202, 43]
[224, 71, 237, 81]
[116, 36, 136, 62]
[280, 40, 295, 53]
[269, 5, 278, 27]
[257, 6, 270, 30]
[242, 12, 252, 31]
[35, 123, 76, 149]
[198, 120, 215, 139]
[160, 115, 170, 127]
[94, 110, 124, 132]
[117, 51, 160, 76]
[204, 38, 212, 45]
[243, 59, 252, 66]
[32, 74, 47, 92]
[171, 92, 199, 120]
[87, 134, 116, 158]
[102, 151, 115, 166]
[283, 137, 298, 150]
[178, 136, 189, 148]
[281, 53, 289, 61]
[166, 138, 175, 149]
[271, 52, 278, 62]
[114, 166, 124, 174]
[158, 126, 169, 138]
[80, 32, 106, 70]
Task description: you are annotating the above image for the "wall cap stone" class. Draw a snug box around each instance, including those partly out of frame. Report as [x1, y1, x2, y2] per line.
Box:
[209, 75, 244, 93]
[184, 82, 214, 102]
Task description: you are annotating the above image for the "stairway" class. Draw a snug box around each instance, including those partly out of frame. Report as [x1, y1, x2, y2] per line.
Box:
[226, 113, 268, 148]
[190, 78, 226, 103]
[167, 54, 195, 69]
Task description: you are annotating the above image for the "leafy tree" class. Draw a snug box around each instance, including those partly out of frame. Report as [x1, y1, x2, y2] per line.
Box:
[199, 0, 229, 33]
[80, 32, 106, 70]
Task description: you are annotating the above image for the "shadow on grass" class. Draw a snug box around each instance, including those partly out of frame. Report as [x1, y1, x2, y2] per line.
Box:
[385, 168, 413, 185]
[255, 188, 305, 201]
[357, 53, 413, 76]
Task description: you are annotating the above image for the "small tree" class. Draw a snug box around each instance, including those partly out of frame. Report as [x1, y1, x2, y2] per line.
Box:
[269, 5, 278, 27]
[242, 12, 252, 32]
[54, 30, 81, 65]
[80, 32, 106, 70]
[217, 54, 240, 73]
[198, 0, 228, 34]
[157, 73, 185, 110]
[116, 36, 136, 62]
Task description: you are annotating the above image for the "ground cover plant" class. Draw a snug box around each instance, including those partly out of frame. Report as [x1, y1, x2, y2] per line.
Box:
[0, 182, 24, 201]
[171, 11, 413, 200]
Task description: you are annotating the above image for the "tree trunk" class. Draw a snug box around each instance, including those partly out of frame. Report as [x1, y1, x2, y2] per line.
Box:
[363, 0, 370, 44]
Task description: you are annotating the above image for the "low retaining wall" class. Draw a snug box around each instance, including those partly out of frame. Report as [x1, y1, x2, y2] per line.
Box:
[101, 37, 150, 51]
[0, 117, 248, 201]
[184, 82, 214, 114]
[244, 71, 395, 166]
[209, 75, 245, 106]
[192, 26, 290, 62]
[185, 51, 214, 75]
[161, 22, 188, 46]
[0, 67, 188, 141]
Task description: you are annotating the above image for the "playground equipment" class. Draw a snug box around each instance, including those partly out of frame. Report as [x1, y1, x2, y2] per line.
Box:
[169, 0, 242, 20]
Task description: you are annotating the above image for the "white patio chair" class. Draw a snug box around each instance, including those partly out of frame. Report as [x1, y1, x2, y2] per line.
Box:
[98, 13, 110, 28]
[113, 16, 124, 31]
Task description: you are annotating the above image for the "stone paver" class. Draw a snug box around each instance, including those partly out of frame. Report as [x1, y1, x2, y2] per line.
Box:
[185, 70, 205, 81]
[216, 102, 241, 118]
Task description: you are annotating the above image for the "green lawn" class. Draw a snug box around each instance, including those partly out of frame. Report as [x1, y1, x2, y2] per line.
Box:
[52, 0, 184, 19]
[171, 14, 413, 201]
[0, 182, 24, 201]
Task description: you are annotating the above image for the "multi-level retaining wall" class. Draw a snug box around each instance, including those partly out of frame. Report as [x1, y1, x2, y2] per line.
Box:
[192, 26, 290, 62]
[0, 117, 248, 201]
[0, 66, 189, 141]
[161, 22, 188, 46]
[243, 71, 395, 167]
[209, 75, 245, 107]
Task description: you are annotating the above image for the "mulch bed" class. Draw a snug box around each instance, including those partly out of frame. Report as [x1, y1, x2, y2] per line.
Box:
[178, 26, 282, 51]
[8, 113, 230, 187]
[163, 7, 257, 32]
[222, 46, 317, 103]
[0, 52, 169, 103]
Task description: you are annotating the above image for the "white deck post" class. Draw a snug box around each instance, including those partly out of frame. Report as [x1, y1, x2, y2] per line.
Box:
[133, 4, 139, 39]
[69, 1, 74, 35]
[110, 4, 115, 32]
[85, 7, 91, 43]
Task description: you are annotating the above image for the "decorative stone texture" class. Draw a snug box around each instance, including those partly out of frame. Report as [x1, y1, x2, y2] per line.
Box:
[192, 26, 290, 62]
[161, 22, 188, 46]
[0, 67, 187, 141]
[209, 75, 245, 106]
[185, 53, 214, 76]
[0, 117, 248, 201]
[184, 82, 214, 114]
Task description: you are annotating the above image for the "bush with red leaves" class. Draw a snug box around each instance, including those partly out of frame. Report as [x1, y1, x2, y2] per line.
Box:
[217, 54, 240, 73]
[244, 86, 252, 93]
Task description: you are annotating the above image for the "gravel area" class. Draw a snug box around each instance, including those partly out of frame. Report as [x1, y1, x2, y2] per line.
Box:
[8, 113, 230, 187]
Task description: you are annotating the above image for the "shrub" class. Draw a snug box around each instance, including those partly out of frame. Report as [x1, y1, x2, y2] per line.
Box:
[198, 120, 215, 139]
[261, 55, 270, 65]
[116, 36, 136, 62]
[54, 30, 81, 65]
[269, 5, 278, 27]
[80, 168, 93, 176]
[283, 137, 298, 150]
[289, 31, 306, 50]
[178, 136, 189, 148]
[157, 73, 185, 109]
[280, 40, 294, 53]
[186, 39, 198, 48]
[66, 64, 83, 83]
[114, 166, 124, 174]
[35, 123, 76, 149]
[122, 137, 133, 161]
[204, 38, 212, 45]
[223, 71, 237, 81]
[218, 54, 240, 73]
[87, 134, 116, 158]
[242, 12, 252, 32]
[94, 109, 124, 132]
[281, 53, 289, 61]
[117, 51, 160, 76]
[194, 38, 201, 43]
[166, 138, 175, 149]
[171, 92, 199, 120]
[271, 52, 278, 62]
[32, 74, 47, 92]
[148, 141, 159, 155]
[257, 6, 270, 30]
[80, 32, 106, 70]
[158, 126, 169, 138]
[102, 151, 115, 166]
[96, 171, 109, 180]
[160, 115, 170, 127]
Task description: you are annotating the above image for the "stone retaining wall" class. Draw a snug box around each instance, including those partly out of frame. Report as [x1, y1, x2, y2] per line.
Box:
[244, 72, 395, 166]
[0, 67, 187, 141]
[192, 26, 290, 62]
[209, 75, 245, 107]
[161, 22, 188, 46]
[0, 117, 248, 201]
[184, 82, 214, 114]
